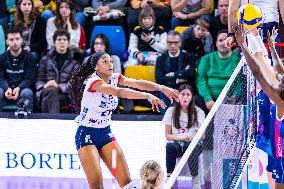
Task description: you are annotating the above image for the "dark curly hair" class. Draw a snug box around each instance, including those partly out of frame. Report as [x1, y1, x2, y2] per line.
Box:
[68, 51, 107, 114]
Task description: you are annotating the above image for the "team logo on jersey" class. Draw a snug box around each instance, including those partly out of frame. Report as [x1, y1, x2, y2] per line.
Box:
[99, 101, 107, 108]
[222, 118, 240, 142]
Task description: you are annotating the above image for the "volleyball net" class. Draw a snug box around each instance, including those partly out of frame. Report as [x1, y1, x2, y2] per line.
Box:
[165, 57, 258, 189]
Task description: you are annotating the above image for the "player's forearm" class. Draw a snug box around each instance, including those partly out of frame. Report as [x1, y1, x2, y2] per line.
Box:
[131, 79, 165, 92]
[118, 88, 149, 100]
[269, 45, 284, 74]
[240, 43, 262, 76]
[228, 0, 239, 32]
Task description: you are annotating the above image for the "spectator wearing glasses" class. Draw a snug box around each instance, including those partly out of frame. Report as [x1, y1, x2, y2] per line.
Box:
[35, 29, 80, 113]
[88, 33, 121, 74]
[155, 30, 206, 114]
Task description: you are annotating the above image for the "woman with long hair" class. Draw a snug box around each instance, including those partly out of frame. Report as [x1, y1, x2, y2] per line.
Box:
[90, 33, 121, 74]
[140, 160, 164, 189]
[163, 83, 205, 189]
[46, 0, 83, 50]
[14, 0, 47, 58]
[69, 51, 179, 189]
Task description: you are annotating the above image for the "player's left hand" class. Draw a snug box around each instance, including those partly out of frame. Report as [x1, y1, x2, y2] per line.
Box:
[161, 86, 179, 104]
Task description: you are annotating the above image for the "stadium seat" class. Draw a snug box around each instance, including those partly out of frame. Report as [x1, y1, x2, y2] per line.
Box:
[175, 26, 188, 33]
[6, 0, 16, 22]
[90, 25, 126, 59]
[0, 25, 5, 54]
[119, 65, 156, 112]
[124, 65, 155, 82]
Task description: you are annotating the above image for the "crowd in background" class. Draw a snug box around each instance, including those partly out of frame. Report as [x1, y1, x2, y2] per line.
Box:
[0, 0, 282, 115]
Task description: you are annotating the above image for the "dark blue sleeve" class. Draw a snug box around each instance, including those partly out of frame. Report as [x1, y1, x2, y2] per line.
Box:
[257, 90, 271, 138]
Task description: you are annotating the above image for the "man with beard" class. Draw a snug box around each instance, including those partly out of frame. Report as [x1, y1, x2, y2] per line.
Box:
[196, 29, 240, 111]
[0, 27, 36, 111]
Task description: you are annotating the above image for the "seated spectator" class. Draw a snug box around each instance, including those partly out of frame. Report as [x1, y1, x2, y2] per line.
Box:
[140, 160, 164, 189]
[0, 27, 36, 112]
[125, 7, 167, 68]
[14, 0, 47, 60]
[35, 0, 88, 28]
[91, 0, 127, 26]
[196, 29, 240, 111]
[181, 18, 213, 59]
[46, 0, 85, 50]
[35, 29, 80, 113]
[209, 0, 228, 47]
[127, 0, 171, 34]
[0, 0, 9, 26]
[88, 33, 121, 73]
[163, 84, 205, 189]
[170, 0, 212, 29]
[34, 0, 56, 22]
[155, 30, 206, 114]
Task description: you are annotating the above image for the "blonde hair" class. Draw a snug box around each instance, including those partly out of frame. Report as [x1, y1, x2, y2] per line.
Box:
[140, 160, 162, 189]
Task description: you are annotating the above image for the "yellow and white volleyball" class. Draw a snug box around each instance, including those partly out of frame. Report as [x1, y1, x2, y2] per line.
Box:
[237, 4, 262, 29]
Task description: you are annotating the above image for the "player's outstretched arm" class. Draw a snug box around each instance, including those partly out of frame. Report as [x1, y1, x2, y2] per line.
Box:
[118, 75, 179, 104]
[267, 28, 284, 75]
[88, 79, 167, 112]
[235, 26, 283, 106]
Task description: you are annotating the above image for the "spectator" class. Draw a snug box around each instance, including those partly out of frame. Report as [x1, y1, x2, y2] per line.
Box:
[46, 0, 84, 50]
[91, 0, 127, 26]
[89, 33, 121, 73]
[125, 7, 167, 68]
[181, 18, 213, 59]
[34, 0, 56, 22]
[155, 30, 206, 114]
[127, 0, 171, 34]
[140, 160, 164, 189]
[0, 27, 36, 112]
[170, 0, 212, 29]
[0, 0, 9, 26]
[196, 29, 240, 111]
[209, 0, 228, 47]
[14, 0, 47, 60]
[163, 83, 205, 189]
[35, 29, 80, 113]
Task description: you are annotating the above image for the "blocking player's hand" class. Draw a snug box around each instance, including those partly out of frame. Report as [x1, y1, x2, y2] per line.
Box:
[161, 86, 179, 104]
[146, 93, 166, 112]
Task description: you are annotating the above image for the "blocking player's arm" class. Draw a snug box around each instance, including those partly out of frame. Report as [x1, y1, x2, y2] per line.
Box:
[267, 32, 284, 75]
[237, 37, 283, 105]
[228, 0, 240, 33]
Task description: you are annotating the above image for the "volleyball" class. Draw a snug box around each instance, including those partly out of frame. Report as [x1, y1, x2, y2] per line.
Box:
[237, 4, 262, 29]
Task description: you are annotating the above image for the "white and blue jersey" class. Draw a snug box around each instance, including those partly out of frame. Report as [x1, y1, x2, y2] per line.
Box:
[75, 72, 121, 128]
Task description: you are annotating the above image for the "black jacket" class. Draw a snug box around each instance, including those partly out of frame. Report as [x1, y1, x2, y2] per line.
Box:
[155, 50, 197, 92]
[29, 17, 47, 55]
[35, 48, 80, 102]
[0, 50, 37, 91]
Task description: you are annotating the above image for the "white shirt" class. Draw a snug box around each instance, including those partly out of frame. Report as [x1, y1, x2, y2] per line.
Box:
[240, 0, 279, 23]
[162, 106, 205, 138]
[75, 72, 121, 128]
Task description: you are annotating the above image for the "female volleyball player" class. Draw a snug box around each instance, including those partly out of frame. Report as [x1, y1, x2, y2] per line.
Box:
[140, 160, 164, 189]
[235, 25, 284, 189]
[68, 51, 179, 189]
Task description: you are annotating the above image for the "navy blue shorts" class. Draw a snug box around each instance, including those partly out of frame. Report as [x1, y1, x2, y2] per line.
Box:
[75, 126, 115, 150]
[268, 156, 284, 183]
